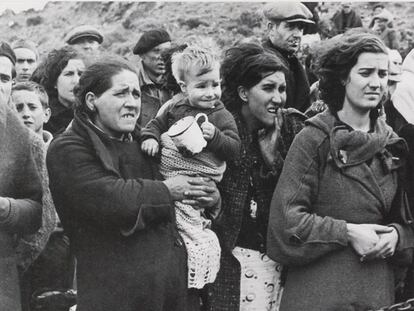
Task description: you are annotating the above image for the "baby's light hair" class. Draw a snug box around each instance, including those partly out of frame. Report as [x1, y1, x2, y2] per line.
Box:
[171, 41, 220, 83]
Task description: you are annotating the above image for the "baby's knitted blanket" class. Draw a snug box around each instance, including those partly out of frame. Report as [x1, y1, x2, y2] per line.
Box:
[159, 133, 224, 289]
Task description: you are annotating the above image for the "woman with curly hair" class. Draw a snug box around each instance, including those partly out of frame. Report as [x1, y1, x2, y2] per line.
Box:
[267, 32, 414, 310]
[31, 46, 85, 135]
[205, 43, 306, 311]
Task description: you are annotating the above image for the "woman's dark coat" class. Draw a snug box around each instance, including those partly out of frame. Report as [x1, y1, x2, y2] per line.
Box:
[46, 112, 190, 311]
[267, 110, 414, 310]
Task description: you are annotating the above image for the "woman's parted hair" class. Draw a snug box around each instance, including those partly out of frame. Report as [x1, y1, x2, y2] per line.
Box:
[314, 32, 388, 112]
[221, 43, 287, 112]
[31, 46, 83, 101]
[74, 56, 138, 115]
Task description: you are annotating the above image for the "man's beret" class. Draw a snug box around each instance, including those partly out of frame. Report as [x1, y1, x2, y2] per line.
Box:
[263, 2, 315, 25]
[133, 28, 171, 55]
[65, 25, 104, 45]
[0, 41, 16, 65]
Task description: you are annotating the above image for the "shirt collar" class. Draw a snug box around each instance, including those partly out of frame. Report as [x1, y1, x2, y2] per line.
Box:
[87, 117, 133, 142]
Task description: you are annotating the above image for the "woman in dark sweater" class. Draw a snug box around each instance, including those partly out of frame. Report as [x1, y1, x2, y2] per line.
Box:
[205, 43, 305, 311]
[47, 57, 219, 311]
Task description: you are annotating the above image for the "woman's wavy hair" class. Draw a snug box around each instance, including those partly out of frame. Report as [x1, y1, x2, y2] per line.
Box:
[31, 46, 83, 101]
[74, 56, 138, 117]
[221, 43, 287, 112]
[314, 32, 388, 113]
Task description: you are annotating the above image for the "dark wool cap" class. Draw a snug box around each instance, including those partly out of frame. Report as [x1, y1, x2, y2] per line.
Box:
[65, 25, 104, 44]
[0, 41, 16, 65]
[133, 28, 171, 55]
[263, 2, 315, 25]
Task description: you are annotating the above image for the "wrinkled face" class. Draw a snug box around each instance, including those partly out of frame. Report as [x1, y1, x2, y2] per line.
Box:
[56, 59, 85, 108]
[72, 37, 100, 53]
[342, 3, 352, 14]
[91, 70, 141, 138]
[242, 71, 287, 128]
[0, 56, 13, 106]
[13, 90, 50, 135]
[140, 41, 171, 78]
[268, 21, 304, 54]
[14, 48, 37, 82]
[342, 52, 388, 114]
[376, 18, 388, 31]
[181, 63, 221, 109]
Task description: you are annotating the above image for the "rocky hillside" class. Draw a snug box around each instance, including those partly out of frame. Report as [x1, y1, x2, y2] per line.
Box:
[0, 1, 413, 61]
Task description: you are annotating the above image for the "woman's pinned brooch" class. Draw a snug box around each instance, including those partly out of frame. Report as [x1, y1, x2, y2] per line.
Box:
[338, 150, 348, 164]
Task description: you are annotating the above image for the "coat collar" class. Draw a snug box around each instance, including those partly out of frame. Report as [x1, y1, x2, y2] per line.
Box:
[71, 111, 135, 176]
[309, 109, 407, 212]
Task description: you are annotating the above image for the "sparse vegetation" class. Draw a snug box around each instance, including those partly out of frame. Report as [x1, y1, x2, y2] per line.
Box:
[26, 15, 43, 26]
[178, 17, 209, 30]
[0, 2, 412, 60]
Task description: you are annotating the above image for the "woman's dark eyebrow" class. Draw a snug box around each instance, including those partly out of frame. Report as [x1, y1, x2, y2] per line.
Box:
[113, 86, 129, 93]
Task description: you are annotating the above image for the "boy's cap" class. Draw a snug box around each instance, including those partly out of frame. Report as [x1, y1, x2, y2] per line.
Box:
[263, 2, 315, 25]
[12, 39, 39, 60]
[133, 28, 171, 55]
[0, 41, 16, 65]
[65, 25, 104, 44]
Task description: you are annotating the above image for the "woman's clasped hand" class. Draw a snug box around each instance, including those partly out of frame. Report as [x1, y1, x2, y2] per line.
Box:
[346, 223, 398, 260]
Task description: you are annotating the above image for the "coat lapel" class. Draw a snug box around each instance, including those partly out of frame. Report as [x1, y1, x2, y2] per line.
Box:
[341, 162, 387, 216]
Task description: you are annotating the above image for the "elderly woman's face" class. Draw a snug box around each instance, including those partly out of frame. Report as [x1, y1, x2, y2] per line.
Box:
[91, 69, 141, 138]
[56, 58, 85, 108]
[242, 71, 286, 128]
[342, 52, 388, 113]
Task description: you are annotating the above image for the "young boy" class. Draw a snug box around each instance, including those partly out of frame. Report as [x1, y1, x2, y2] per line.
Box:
[12, 81, 53, 148]
[141, 44, 241, 289]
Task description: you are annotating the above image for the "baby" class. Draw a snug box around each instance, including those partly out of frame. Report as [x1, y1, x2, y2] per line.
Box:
[141, 44, 241, 288]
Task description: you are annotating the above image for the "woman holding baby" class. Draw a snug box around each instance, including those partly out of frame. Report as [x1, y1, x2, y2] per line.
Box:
[46, 57, 219, 311]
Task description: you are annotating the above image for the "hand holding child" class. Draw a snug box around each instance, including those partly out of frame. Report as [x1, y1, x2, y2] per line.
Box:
[141, 138, 159, 156]
[201, 122, 215, 141]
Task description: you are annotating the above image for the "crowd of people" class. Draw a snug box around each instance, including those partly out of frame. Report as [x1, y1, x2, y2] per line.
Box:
[3, 1, 414, 311]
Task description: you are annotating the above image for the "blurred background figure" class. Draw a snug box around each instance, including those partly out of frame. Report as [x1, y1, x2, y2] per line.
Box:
[391, 49, 414, 127]
[382, 49, 403, 132]
[12, 39, 39, 82]
[331, 2, 362, 35]
[64, 24, 103, 55]
[370, 9, 399, 49]
[31, 46, 86, 135]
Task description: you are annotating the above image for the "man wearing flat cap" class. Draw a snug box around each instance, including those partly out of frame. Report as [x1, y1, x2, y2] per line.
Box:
[12, 39, 39, 82]
[65, 24, 103, 54]
[133, 28, 173, 127]
[0, 41, 43, 311]
[263, 1, 314, 113]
